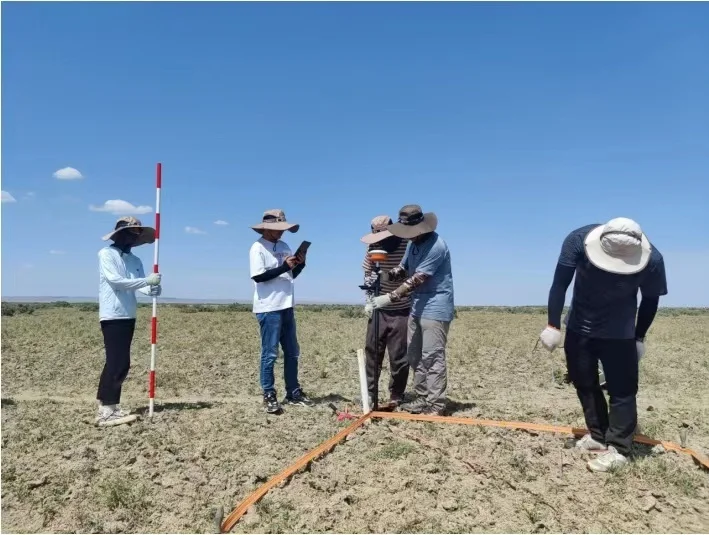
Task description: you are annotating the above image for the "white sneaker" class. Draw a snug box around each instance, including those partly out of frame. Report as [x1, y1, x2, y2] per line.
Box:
[575, 434, 607, 452]
[587, 446, 629, 472]
[113, 405, 132, 418]
[95, 405, 137, 427]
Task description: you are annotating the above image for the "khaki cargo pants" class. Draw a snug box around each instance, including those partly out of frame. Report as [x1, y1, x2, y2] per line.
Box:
[407, 315, 450, 411]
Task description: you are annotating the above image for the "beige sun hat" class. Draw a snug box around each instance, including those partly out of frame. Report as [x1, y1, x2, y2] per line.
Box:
[250, 209, 299, 234]
[360, 215, 394, 244]
[387, 204, 438, 239]
[584, 217, 652, 275]
[101, 216, 156, 246]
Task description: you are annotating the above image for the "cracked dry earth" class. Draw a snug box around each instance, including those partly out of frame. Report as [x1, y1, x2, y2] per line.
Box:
[2, 306, 708, 533]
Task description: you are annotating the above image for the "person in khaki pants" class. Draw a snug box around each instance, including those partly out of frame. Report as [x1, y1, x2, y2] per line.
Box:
[361, 215, 411, 408]
[368, 205, 454, 416]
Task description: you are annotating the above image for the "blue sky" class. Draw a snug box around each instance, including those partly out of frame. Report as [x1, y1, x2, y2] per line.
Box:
[2, 2, 708, 306]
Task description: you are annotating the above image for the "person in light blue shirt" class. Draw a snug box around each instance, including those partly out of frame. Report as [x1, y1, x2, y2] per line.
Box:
[369, 205, 454, 416]
[96, 216, 162, 427]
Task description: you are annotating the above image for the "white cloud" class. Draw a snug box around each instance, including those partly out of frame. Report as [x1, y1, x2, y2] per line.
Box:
[49, 250, 66, 255]
[1, 191, 17, 203]
[89, 199, 152, 215]
[214, 220, 229, 226]
[185, 226, 207, 235]
[53, 167, 84, 180]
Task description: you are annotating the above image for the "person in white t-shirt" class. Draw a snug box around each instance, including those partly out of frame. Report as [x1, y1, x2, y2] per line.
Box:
[249, 209, 312, 414]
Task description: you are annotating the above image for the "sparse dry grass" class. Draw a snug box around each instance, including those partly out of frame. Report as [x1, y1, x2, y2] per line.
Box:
[1, 305, 708, 533]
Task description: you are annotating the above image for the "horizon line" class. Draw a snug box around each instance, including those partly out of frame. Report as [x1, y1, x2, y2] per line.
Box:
[1, 296, 707, 309]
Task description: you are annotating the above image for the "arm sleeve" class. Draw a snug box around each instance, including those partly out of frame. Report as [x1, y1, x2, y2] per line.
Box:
[547, 264, 575, 328]
[252, 263, 290, 283]
[635, 296, 659, 339]
[547, 230, 583, 327]
[99, 249, 149, 291]
[639, 254, 668, 298]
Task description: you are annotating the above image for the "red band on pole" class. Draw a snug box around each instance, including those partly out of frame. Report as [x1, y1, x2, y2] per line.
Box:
[151, 317, 158, 344]
[154, 212, 161, 239]
[156, 162, 162, 188]
[149, 370, 156, 397]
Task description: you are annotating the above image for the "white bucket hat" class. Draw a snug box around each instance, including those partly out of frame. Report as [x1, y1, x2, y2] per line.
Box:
[584, 217, 652, 275]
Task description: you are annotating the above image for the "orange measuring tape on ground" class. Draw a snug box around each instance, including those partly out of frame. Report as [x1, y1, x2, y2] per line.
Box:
[220, 410, 709, 533]
[220, 414, 370, 533]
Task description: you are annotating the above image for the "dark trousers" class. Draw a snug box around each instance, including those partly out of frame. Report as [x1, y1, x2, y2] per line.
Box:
[97, 319, 136, 405]
[564, 329, 639, 455]
[365, 307, 410, 402]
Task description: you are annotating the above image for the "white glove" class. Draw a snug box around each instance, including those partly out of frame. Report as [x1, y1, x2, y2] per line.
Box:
[364, 296, 374, 319]
[371, 294, 392, 310]
[636, 340, 645, 360]
[364, 303, 373, 319]
[539, 326, 562, 352]
[145, 273, 162, 286]
[148, 284, 162, 297]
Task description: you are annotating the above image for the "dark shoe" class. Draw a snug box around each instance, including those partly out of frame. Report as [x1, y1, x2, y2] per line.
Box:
[263, 392, 282, 414]
[284, 390, 314, 407]
[399, 397, 428, 414]
[389, 397, 404, 408]
[420, 405, 445, 416]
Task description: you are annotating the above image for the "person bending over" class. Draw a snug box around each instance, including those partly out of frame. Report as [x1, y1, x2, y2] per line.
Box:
[539, 217, 667, 472]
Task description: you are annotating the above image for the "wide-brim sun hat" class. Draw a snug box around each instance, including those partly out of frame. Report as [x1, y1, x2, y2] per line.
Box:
[251, 209, 299, 234]
[360, 215, 394, 244]
[387, 204, 438, 239]
[584, 217, 652, 275]
[102, 216, 156, 246]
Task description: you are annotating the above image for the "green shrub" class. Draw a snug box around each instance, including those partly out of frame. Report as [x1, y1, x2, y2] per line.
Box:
[1, 303, 38, 316]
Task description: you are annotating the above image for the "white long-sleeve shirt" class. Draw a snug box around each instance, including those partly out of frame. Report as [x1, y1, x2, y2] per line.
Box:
[98, 245, 152, 321]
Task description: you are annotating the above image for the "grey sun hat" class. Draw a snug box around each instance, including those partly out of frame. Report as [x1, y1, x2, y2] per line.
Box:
[102, 216, 156, 246]
[251, 209, 300, 234]
[360, 215, 394, 244]
[387, 204, 438, 239]
[584, 217, 652, 275]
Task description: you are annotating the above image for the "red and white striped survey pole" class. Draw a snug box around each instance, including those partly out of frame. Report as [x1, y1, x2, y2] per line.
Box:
[148, 162, 162, 418]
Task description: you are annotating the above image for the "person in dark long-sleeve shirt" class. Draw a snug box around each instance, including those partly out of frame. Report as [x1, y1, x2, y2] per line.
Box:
[539, 217, 667, 473]
[249, 209, 312, 414]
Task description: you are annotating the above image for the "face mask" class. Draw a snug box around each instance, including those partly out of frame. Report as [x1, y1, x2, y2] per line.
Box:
[112, 229, 140, 252]
[374, 235, 403, 253]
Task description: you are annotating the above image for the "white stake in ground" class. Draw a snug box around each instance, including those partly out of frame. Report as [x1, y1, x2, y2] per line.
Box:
[148, 162, 162, 418]
[357, 349, 371, 414]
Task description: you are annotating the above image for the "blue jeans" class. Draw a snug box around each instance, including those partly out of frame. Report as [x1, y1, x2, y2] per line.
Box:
[256, 307, 301, 397]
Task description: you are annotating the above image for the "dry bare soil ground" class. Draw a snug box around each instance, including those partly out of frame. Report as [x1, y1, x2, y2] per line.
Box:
[2, 303, 708, 533]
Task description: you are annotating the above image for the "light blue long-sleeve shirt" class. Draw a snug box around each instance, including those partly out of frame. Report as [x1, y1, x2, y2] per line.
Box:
[98, 245, 152, 321]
